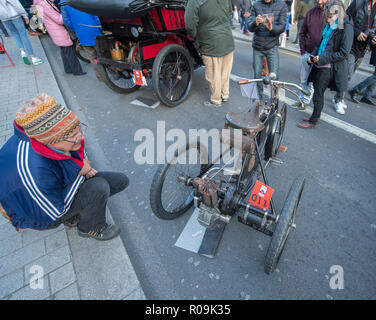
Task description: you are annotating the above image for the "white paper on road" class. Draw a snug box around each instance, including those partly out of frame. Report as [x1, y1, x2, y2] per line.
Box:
[130, 97, 160, 109]
[175, 208, 206, 253]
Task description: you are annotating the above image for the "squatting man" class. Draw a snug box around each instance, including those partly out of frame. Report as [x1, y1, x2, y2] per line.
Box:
[0, 93, 128, 240]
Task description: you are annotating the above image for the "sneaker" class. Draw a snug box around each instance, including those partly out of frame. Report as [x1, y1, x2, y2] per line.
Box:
[204, 100, 222, 108]
[77, 223, 120, 241]
[291, 101, 307, 110]
[332, 97, 347, 110]
[348, 89, 361, 103]
[334, 101, 345, 115]
[21, 50, 31, 65]
[339, 100, 347, 110]
[31, 57, 43, 65]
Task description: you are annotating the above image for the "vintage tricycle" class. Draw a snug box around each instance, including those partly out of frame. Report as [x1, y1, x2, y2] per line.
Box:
[67, 0, 202, 107]
[149, 75, 309, 274]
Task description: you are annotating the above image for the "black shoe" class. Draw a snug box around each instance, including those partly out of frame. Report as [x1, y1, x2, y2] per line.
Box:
[360, 96, 376, 106]
[348, 89, 361, 103]
[78, 223, 120, 241]
[63, 215, 79, 228]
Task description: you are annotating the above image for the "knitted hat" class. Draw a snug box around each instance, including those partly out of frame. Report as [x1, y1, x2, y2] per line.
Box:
[15, 93, 80, 145]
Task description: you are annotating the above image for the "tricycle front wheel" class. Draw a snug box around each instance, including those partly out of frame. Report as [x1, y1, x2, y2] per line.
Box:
[264, 174, 305, 274]
[150, 141, 209, 220]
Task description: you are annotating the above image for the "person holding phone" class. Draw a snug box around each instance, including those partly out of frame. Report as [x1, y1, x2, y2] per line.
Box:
[248, 0, 287, 98]
[297, 0, 353, 129]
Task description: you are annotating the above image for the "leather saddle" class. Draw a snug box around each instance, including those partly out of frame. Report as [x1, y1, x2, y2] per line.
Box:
[225, 100, 264, 134]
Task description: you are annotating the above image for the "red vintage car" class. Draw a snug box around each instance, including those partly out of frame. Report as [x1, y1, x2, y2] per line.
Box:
[67, 0, 203, 107]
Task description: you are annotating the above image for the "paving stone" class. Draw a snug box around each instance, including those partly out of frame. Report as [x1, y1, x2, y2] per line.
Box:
[6, 275, 50, 300]
[24, 246, 71, 284]
[45, 229, 69, 254]
[0, 232, 22, 258]
[51, 282, 80, 300]
[124, 287, 146, 300]
[0, 239, 45, 278]
[49, 262, 76, 295]
[0, 268, 24, 299]
[0, 222, 19, 242]
[22, 225, 64, 246]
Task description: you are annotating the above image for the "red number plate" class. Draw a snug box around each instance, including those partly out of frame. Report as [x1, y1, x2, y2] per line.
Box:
[132, 70, 147, 86]
[248, 180, 274, 212]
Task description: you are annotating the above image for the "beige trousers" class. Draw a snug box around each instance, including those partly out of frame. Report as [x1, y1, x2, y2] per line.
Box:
[201, 51, 234, 105]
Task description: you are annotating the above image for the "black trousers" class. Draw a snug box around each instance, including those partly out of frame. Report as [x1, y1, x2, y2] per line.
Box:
[310, 66, 331, 124]
[60, 45, 84, 75]
[49, 172, 129, 232]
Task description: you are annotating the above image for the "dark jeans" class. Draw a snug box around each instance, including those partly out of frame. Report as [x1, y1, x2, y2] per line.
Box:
[253, 46, 280, 98]
[48, 171, 129, 232]
[310, 66, 331, 124]
[60, 45, 84, 75]
[352, 67, 376, 99]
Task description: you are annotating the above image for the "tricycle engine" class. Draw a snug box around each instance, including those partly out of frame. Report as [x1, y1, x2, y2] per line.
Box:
[192, 177, 231, 229]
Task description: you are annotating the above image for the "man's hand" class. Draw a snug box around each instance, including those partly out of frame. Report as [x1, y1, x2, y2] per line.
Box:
[255, 15, 263, 26]
[244, 12, 250, 18]
[79, 158, 92, 176]
[357, 32, 367, 41]
[85, 168, 98, 179]
[372, 36, 376, 45]
[264, 17, 273, 31]
[313, 56, 319, 63]
[23, 17, 29, 25]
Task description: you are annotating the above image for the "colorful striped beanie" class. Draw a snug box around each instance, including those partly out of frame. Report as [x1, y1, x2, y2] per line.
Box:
[15, 93, 80, 145]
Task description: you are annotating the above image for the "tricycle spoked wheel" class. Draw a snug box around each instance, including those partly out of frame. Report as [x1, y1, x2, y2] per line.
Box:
[150, 141, 209, 220]
[264, 174, 305, 274]
[265, 103, 287, 159]
[97, 63, 140, 94]
[152, 44, 193, 107]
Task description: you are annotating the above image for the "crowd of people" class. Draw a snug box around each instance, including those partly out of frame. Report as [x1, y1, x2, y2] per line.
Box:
[187, 0, 376, 128]
[0, 0, 375, 238]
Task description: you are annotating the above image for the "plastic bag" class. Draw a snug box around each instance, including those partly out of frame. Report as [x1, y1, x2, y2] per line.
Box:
[233, 10, 239, 23]
[280, 31, 287, 48]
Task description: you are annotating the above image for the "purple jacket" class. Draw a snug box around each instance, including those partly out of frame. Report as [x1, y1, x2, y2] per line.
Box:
[298, 6, 326, 55]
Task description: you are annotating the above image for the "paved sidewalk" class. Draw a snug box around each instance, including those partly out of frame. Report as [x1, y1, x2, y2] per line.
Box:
[0, 36, 145, 300]
[232, 23, 374, 74]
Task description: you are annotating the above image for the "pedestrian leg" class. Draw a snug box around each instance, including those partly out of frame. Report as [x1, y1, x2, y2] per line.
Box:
[61, 45, 85, 75]
[266, 46, 280, 80]
[221, 51, 234, 101]
[310, 68, 331, 123]
[202, 54, 222, 105]
[253, 49, 265, 98]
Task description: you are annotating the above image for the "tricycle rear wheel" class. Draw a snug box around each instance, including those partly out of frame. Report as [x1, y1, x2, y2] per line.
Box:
[264, 174, 305, 274]
[98, 63, 140, 94]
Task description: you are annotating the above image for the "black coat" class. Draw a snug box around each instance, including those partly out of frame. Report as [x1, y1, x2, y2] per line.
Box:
[248, 0, 287, 51]
[308, 18, 354, 93]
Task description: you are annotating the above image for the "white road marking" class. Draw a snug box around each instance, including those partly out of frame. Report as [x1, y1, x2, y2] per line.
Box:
[230, 73, 376, 145]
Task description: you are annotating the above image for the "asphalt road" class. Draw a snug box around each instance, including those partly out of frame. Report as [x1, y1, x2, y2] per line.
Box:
[41, 35, 376, 300]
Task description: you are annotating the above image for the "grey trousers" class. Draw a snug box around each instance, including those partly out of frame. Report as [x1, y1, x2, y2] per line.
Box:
[48, 171, 129, 232]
